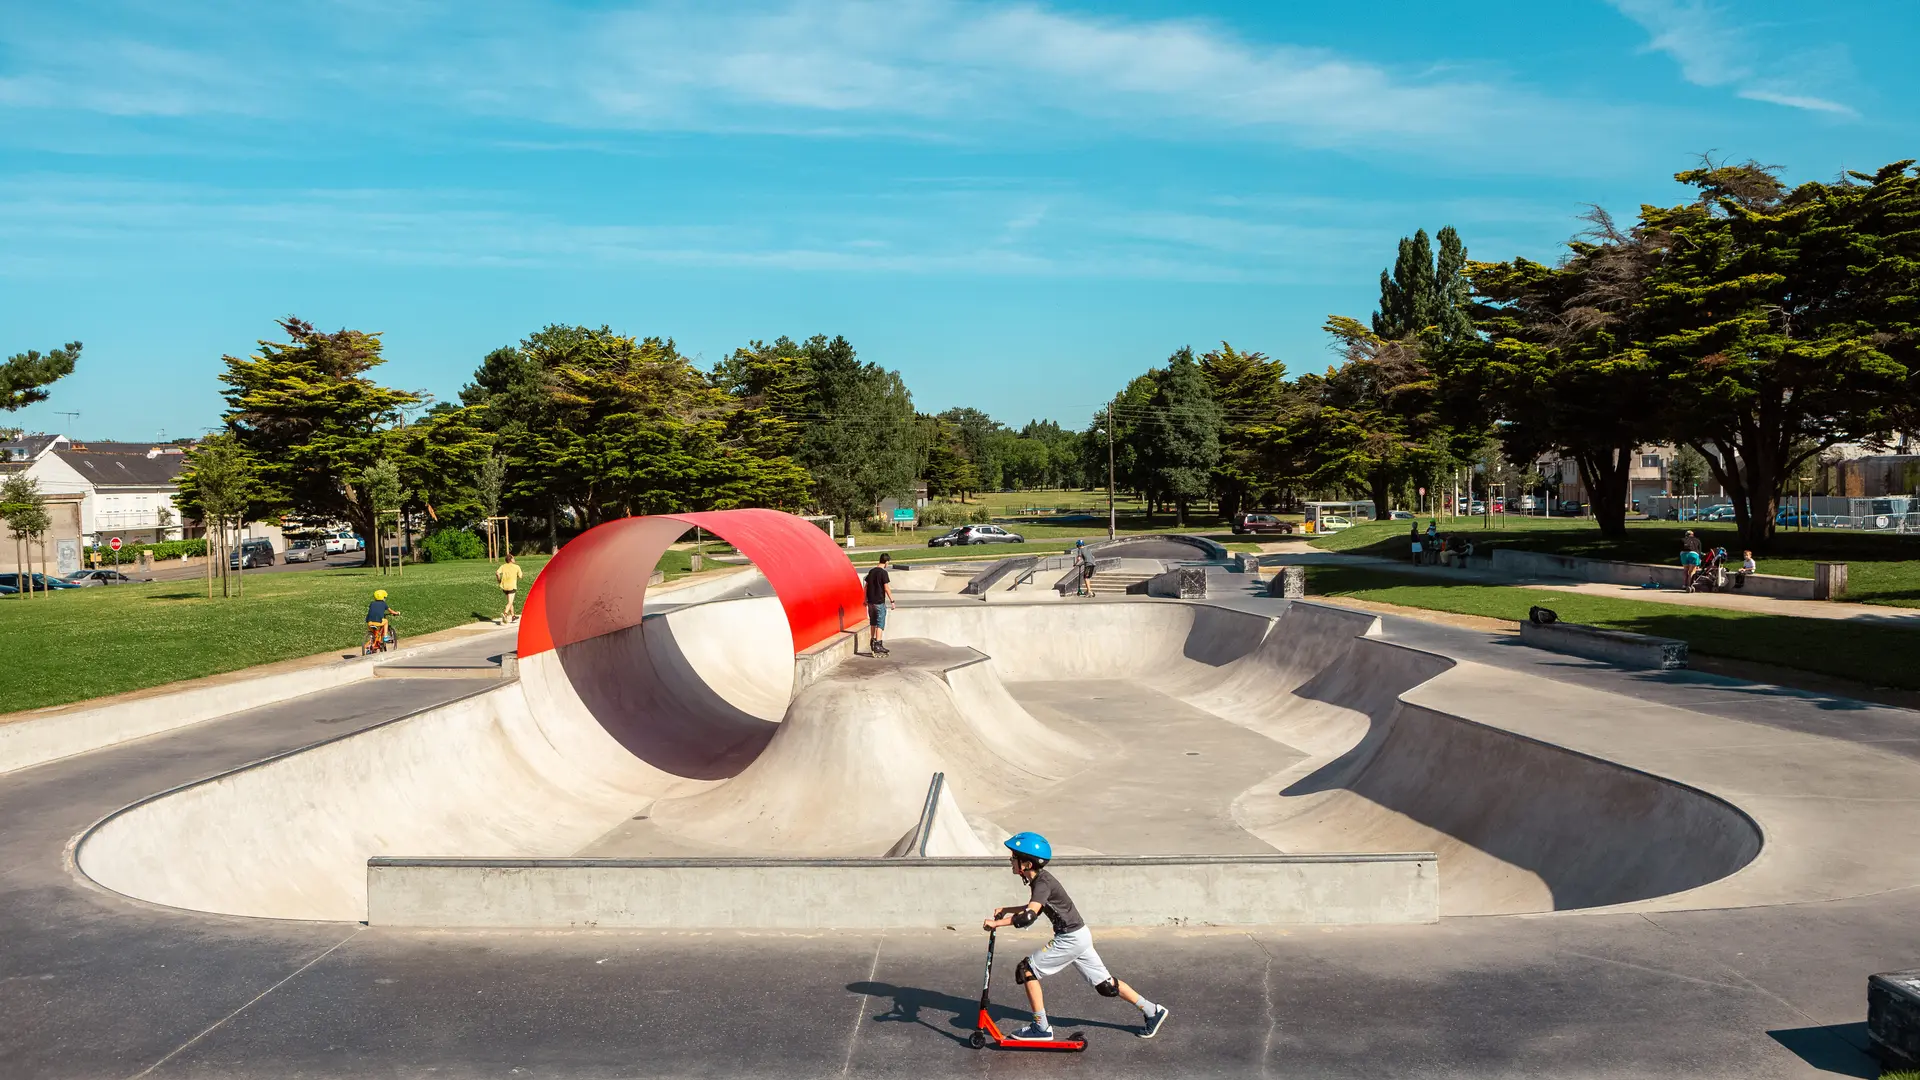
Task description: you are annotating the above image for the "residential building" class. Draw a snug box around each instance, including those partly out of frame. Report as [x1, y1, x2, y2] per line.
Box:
[1, 434, 192, 547]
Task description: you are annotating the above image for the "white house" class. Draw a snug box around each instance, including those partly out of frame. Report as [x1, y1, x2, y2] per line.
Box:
[1, 434, 190, 547]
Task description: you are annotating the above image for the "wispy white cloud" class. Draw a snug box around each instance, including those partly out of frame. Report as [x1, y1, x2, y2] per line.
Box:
[0, 173, 1430, 286]
[0, 0, 1635, 164]
[1606, 0, 1857, 117]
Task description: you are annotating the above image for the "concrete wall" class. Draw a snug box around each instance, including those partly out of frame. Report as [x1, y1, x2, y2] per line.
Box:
[1490, 548, 1816, 600]
[1518, 621, 1688, 670]
[365, 853, 1438, 929]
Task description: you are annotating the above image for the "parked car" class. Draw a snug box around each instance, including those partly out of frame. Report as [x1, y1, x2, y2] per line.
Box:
[1388, 510, 1415, 521]
[1315, 514, 1355, 532]
[1775, 507, 1830, 528]
[1467, 501, 1486, 515]
[229, 538, 276, 569]
[1514, 495, 1537, 513]
[63, 569, 136, 587]
[0, 584, 15, 594]
[0, 572, 82, 591]
[927, 524, 1025, 547]
[1701, 504, 1737, 521]
[1232, 512, 1295, 535]
[1555, 500, 1585, 515]
[324, 532, 365, 554]
[284, 538, 320, 563]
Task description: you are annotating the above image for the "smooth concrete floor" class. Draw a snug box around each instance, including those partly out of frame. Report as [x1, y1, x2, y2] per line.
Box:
[3, 603, 1916, 1077]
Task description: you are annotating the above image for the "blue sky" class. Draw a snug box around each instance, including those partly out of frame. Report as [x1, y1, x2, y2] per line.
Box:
[4, 0, 1916, 439]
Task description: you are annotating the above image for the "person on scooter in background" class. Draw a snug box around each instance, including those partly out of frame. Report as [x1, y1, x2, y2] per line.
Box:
[366, 589, 401, 650]
[982, 832, 1170, 1041]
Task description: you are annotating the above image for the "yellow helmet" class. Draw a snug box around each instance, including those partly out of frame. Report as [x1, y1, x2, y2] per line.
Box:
[374, 589, 388, 600]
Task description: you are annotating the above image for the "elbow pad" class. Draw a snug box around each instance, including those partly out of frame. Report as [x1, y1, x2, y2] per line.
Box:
[1011, 908, 1038, 929]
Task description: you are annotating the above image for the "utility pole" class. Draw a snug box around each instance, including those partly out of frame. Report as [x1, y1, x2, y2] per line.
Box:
[1106, 404, 1116, 541]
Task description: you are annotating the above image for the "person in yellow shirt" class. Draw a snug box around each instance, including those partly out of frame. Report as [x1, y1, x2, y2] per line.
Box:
[495, 554, 523, 624]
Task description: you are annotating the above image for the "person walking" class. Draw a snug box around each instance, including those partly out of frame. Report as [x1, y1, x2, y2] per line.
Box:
[495, 554, 523, 624]
[864, 553, 894, 655]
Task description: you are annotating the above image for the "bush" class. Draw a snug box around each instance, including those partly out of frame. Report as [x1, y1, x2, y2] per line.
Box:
[421, 528, 485, 563]
[920, 502, 993, 527]
[88, 538, 207, 562]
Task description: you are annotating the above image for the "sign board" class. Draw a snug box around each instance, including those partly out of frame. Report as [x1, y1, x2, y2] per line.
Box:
[892, 508, 915, 522]
[109, 536, 122, 552]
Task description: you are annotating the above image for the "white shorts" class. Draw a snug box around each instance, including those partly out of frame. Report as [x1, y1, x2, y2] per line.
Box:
[1026, 927, 1111, 986]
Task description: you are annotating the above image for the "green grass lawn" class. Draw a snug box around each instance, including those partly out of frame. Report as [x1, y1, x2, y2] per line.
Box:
[0, 556, 555, 714]
[1307, 563, 1920, 690]
[1312, 516, 1920, 609]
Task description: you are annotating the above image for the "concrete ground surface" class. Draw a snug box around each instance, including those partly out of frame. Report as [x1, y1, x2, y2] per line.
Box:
[5, 585, 1918, 1075]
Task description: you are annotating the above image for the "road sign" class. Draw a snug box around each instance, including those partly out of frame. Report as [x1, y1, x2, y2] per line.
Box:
[1418, 487, 1426, 496]
[109, 536, 122, 552]
[892, 507, 915, 522]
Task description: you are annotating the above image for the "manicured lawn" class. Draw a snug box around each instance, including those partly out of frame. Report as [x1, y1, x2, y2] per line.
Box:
[1307, 564, 1920, 690]
[0, 556, 552, 714]
[1312, 517, 1920, 609]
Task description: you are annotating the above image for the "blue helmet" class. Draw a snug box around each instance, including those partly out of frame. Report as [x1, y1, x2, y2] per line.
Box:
[1075, 539, 1085, 547]
[1004, 831, 1052, 862]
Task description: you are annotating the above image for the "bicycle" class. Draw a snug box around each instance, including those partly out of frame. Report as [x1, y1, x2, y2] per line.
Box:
[362, 621, 396, 656]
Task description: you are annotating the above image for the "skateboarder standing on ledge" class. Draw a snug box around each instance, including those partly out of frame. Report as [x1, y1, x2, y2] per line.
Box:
[864, 553, 894, 655]
[982, 832, 1170, 1041]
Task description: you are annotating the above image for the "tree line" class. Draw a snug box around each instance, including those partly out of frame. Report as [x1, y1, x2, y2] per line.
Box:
[11, 156, 1918, 561]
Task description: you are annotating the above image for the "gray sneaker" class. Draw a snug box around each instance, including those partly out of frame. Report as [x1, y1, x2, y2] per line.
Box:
[1139, 1005, 1170, 1039]
[1010, 1023, 1055, 1041]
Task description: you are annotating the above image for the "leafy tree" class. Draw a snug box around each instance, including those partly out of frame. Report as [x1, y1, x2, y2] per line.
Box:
[791, 336, 918, 529]
[176, 434, 259, 597]
[218, 318, 419, 566]
[1641, 159, 1920, 549]
[1669, 445, 1709, 497]
[1, 473, 51, 596]
[937, 407, 1009, 491]
[1134, 347, 1223, 525]
[1312, 317, 1458, 516]
[1201, 342, 1287, 519]
[1, 341, 81, 411]
[1088, 373, 1157, 507]
[1467, 213, 1667, 539]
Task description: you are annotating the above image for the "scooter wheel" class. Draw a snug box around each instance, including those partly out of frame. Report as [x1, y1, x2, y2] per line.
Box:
[969, 1031, 988, 1049]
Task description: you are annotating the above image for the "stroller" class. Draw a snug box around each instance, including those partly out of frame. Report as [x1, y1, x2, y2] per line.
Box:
[1688, 548, 1730, 593]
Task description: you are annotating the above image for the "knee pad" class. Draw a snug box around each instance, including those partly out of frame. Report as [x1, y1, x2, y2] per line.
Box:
[1014, 959, 1037, 985]
[1095, 978, 1121, 998]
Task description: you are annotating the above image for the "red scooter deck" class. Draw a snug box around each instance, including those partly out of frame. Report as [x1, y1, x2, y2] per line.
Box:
[970, 930, 1088, 1052]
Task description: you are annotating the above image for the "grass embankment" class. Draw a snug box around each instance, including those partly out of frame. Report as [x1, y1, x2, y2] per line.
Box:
[0, 556, 551, 714]
[1313, 517, 1920, 609]
[1307, 564, 1920, 691]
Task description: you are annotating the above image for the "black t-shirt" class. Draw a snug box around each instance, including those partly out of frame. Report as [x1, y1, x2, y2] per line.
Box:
[1027, 869, 1085, 934]
[864, 566, 890, 605]
[1682, 535, 1702, 553]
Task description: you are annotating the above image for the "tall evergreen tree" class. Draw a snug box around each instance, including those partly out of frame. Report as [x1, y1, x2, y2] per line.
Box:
[1135, 347, 1224, 525]
[1, 341, 81, 412]
[1200, 342, 1286, 520]
[218, 318, 419, 564]
[1374, 230, 1437, 340]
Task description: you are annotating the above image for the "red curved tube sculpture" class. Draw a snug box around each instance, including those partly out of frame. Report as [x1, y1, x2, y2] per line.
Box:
[517, 508, 866, 658]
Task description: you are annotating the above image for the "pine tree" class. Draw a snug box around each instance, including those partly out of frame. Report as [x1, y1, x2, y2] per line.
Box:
[1136, 347, 1224, 526]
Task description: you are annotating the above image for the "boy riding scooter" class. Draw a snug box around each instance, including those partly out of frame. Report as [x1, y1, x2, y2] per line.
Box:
[982, 832, 1170, 1041]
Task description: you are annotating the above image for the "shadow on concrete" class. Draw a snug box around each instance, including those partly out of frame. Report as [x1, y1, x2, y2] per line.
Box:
[848, 980, 1137, 1043]
[1766, 1022, 1877, 1077]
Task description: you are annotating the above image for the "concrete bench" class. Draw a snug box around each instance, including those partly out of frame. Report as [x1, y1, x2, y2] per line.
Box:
[1517, 620, 1688, 670]
[1490, 549, 1828, 600]
[1871, 970, 1920, 1070]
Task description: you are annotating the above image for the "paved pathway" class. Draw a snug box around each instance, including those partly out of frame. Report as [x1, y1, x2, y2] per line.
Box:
[1254, 539, 1920, 623]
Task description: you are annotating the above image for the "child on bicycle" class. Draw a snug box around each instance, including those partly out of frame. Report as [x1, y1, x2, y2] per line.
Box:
[366, 589, 400, 648]
[982, 832, 1170, 1041]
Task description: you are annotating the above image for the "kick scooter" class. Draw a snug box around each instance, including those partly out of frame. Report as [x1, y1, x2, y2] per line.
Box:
[969, 929, 1088, 1051]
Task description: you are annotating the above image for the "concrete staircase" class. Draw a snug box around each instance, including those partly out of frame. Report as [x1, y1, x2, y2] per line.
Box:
[1087, 569, 1155, 595]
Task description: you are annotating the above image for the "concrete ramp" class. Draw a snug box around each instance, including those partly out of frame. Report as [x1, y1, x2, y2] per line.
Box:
[646, 641, 1070, 853]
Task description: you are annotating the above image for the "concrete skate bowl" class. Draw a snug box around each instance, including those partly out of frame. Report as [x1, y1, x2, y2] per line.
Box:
[75, 528, 1758, 924]
[1085, 533, 1229, 562]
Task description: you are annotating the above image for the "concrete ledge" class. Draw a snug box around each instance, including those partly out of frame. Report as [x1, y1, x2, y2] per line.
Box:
[793, 626, 862, 692]
[1870, 970, 1920, 1070]
[1144, 566, 1207, 599]
[366, 852, 1439, 929]
[1491, 548, 1817, 600]
[1518, 620, 1688, 670]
